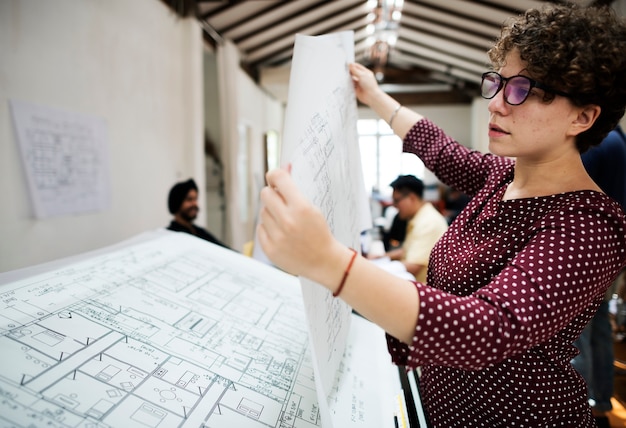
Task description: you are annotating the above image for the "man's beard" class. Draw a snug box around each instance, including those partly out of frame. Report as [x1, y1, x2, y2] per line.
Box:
[180, 208, 198, 222]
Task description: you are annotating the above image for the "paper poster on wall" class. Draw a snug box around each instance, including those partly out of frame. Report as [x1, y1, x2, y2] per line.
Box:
[9, 99, 111, 219]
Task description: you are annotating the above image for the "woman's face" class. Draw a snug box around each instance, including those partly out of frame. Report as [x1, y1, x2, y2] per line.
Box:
[486, 50, 581, 161]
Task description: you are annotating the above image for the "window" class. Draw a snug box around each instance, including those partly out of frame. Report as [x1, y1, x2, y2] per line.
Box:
[357, 118, 424, 198]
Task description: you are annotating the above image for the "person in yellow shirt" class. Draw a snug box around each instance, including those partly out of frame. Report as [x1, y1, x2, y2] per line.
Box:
[378, 175, 448, 282]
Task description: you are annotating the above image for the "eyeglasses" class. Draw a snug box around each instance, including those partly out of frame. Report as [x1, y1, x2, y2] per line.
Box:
[392, 194, 408, 206]
[480, 71, 570, 106]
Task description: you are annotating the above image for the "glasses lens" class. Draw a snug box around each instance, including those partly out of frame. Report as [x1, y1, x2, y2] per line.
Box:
[504, 76, 532, 105]
[481, 73, 501, 99]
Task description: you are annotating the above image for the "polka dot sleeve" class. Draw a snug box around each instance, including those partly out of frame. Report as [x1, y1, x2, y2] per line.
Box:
[386, 119, 626, 372]
[385, 118, 626, 427]
[402, 118, 514, 197]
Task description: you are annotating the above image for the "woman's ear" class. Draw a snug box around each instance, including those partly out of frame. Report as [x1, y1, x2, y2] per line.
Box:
[570, 104, 601, 136]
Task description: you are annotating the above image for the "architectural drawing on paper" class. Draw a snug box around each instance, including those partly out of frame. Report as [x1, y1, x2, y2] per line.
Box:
[0, 232, 321, 428]
[284, 33, 368, 250]
[282, 34, 370, 417]
[297, 89, 354, 233]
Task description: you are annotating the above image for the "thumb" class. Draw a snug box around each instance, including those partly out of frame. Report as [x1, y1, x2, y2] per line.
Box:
[265, 166, 303, 207]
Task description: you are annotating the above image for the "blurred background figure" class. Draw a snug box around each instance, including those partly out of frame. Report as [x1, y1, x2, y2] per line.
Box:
[167, 178, 230, 249]
[572, 125, 626, 428]
[368, 175, 448, 282]
[440, 185, 471, 225]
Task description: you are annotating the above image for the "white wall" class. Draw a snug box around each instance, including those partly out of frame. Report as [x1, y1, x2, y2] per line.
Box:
[203, 50, 227, 242]
[236, 67, 285, 242]
[0, 0, 204, 272]
[215, 41, 284, 252]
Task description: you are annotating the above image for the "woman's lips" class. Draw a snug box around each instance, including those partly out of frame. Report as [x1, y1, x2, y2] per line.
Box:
[488, 123, 509, 137]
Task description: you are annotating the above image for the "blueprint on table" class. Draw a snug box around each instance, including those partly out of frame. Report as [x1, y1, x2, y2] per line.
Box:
[0, 231, 321, 428]
[0, 231, 401, 428]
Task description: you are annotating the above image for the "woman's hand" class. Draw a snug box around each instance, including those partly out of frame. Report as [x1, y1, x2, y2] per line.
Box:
[349, 62, 385, 107]
[258, 167, 420, 343]
[349, 63, 422, 138]
[257, 167, 345, 284]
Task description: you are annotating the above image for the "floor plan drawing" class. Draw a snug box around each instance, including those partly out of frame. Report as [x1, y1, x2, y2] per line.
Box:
[281, 34, 372, 424]
[0, 232, 321, 428]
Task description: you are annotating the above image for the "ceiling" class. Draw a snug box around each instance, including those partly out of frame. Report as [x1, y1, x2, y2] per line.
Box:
[161, 0, 613, 105]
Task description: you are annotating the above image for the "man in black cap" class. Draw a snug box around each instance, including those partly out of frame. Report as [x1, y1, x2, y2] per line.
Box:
[166, 178, 229, 248]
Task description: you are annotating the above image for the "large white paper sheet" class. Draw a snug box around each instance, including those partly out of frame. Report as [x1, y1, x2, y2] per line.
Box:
[0, 232, 320, 428]
[327, 315, 400, 427]
[282, 31, 372, 427]
[0, 231, 404, 428]
[9, 99, 111, 219]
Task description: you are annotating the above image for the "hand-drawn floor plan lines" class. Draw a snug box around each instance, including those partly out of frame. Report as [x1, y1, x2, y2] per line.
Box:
[0, 232, 321, 427]
[291, 81, 361, 249]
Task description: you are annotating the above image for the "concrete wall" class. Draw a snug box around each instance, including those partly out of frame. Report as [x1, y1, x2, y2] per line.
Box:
[0, 0, 204, 272]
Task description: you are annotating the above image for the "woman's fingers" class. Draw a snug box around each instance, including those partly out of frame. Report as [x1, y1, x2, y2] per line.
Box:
[258, 166, 338, 279]
[348, 63, 379, 106]
[349, 62, 372, 80]
[258, 189, 280, 234]
[258, 184, 289, 247]
[265, 167, 303, 208]
[256, 204, 279, 257]
[258, 168, 309, 274]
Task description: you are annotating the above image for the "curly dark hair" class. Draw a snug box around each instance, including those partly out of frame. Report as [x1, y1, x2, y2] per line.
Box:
[488, 3, 626, 152]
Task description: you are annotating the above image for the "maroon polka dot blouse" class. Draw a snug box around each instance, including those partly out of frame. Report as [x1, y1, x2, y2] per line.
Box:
[386, 119, 626, 427]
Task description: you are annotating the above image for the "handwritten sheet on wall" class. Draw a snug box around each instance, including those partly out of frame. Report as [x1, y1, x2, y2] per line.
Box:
[9, 99, 110, 219]
[281, 31, 373, 427]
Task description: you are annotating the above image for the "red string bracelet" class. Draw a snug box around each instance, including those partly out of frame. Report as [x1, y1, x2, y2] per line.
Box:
[333, 248, 358, 297]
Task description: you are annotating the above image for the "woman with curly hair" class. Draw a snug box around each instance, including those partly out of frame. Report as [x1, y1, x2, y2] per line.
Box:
[257, 3, 626, 427]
